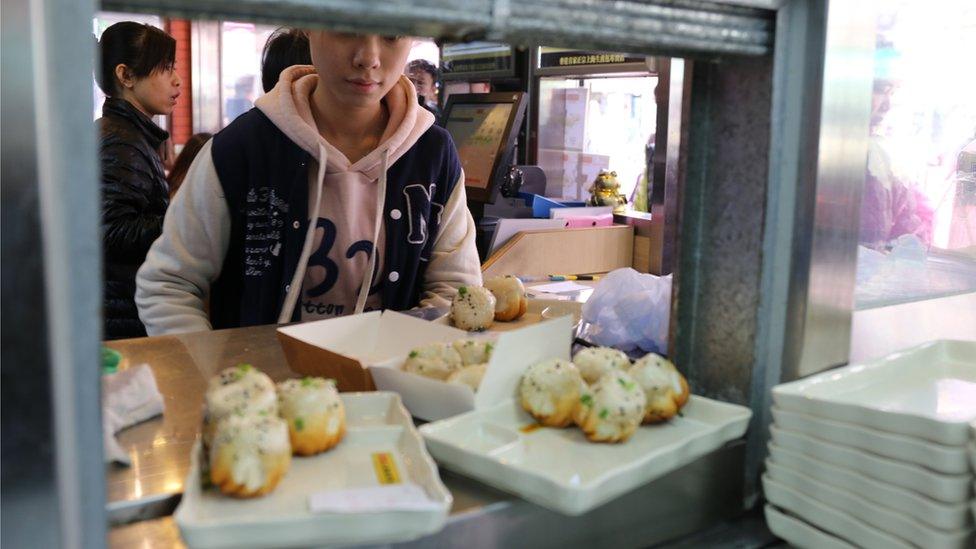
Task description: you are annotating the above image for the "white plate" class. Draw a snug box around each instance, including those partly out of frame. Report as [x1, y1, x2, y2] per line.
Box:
[420, 395, 750, 515]
[175, 393, 451, 549]
[768, 442, 973, 531]
[770, 426, 973, 503]
[771, 407, 970, 474]
[772, 340, 976, 445]
[766, 461, 975, 548]
[763, 475, 912, 549]
[765, 505, 855, 549]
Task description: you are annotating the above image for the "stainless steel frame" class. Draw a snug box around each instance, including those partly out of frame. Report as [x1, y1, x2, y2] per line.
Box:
[2, 0, 885, 544]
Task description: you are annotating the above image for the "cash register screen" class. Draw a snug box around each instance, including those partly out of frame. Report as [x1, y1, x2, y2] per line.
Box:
[444, 102, 514, 190]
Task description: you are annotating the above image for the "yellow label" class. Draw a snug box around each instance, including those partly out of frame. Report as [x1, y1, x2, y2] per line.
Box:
[371, 452, 401, 485]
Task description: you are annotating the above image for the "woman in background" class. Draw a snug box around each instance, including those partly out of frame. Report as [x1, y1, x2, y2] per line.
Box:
[166, 132, 212, 197]
[96, 21, 181, 339]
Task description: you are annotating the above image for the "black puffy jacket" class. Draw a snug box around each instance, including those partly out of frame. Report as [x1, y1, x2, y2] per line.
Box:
[98, 98, 170, 340]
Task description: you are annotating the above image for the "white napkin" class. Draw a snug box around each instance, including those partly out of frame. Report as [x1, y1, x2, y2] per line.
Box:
[103, 364, 164, 465]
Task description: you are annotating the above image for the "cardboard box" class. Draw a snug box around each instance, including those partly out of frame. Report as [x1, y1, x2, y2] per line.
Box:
[278, 311, 573, 421]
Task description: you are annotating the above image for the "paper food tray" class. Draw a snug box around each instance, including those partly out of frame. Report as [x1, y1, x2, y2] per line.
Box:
[174, 392, 451, 549]
[420, 395, 750, 516]
[278, 310, 576, 422]
[772, 339, 976, 445]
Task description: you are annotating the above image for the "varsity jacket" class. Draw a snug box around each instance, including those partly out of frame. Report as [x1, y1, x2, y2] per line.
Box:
[135, 68, 481, 335]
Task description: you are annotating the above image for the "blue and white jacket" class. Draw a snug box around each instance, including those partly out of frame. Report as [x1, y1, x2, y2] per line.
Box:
[136, 69, 481, 335]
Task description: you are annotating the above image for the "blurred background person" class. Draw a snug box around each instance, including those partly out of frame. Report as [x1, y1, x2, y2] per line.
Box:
[166, 132, 212, 197]
[96, 21, 181, 339]
[407, 58, 441, 123]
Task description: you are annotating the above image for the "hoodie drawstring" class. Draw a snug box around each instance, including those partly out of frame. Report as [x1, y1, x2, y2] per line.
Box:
[277, 144, 328, 324]
[354, 148, 388, 314]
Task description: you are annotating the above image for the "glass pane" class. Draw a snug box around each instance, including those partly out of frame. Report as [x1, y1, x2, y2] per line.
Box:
[537, 75, 657, 202]
[855, 0, 976, 308]
[220, 22, 276, 127]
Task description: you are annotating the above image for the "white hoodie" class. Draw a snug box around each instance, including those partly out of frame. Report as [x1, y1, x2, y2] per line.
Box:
[136, 67, 481, 335]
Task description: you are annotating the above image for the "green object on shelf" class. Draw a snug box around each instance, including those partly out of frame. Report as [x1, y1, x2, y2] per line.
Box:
[102, 347, 122, 375]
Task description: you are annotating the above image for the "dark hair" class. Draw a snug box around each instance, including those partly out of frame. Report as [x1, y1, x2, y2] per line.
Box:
[166, 133, 212, 197]
[261, 28, 312, 92]
[96, 22, 176, 96]
[408, 59, 439, 81]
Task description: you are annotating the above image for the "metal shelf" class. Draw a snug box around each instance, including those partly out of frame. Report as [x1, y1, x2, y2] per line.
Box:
[101, 0, 774, 58]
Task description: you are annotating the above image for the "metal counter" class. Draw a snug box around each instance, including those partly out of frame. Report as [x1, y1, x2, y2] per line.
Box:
[105, 324, 745, 547]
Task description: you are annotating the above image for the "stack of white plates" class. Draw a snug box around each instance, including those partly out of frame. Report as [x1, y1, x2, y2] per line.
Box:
[763, 339, 976, 549]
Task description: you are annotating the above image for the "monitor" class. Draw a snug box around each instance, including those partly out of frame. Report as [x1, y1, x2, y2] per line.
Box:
[443, 92, 527, 204]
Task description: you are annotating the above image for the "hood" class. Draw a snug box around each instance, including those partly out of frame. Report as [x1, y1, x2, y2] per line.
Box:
[255, 65, 435, 180]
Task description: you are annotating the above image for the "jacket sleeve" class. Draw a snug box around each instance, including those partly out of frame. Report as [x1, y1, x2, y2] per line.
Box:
[419, 171, 483, 308]
[136, 140, 231, 335]
[101, 141, 166, 262]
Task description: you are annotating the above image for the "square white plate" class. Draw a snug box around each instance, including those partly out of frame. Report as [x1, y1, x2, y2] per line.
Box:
[770, 426, 973, 503]
[765, 505, 854, 549]
[763, 475, 912, 549]
[768, 442, 973, 531]
[771, 407, 970, 474]
[420, 395, 751, 515]
[766, 461, 975, 548]
[773, 340, 976, 445]
[174, 393, 451, 549]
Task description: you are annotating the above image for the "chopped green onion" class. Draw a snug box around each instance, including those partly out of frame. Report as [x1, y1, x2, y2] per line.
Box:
[580, 394, 593, 407]
[409, 350, 418, 359]
[599, 408, 609, 419]
[294, 418, 305, 431]
[458, 286, 467, 296]
[301, 377, 313, 387]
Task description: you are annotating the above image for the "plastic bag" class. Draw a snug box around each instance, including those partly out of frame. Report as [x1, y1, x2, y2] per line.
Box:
[580, 268, 672, 354]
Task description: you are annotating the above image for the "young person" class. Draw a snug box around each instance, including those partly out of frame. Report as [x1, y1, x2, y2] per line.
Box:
[97, 21, 181, 339]
[406, 59, 441, 122]
[136, 32, 481, 335]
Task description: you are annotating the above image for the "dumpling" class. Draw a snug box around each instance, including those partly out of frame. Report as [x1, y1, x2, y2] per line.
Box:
[209, 414, 291, 497]
[452, 339, 494, 366]
[277, 377, 345, 456]
[572, 346, 631, 384]
[519, 359, 583, 427]
[484, 276, 527, 321]
[451, 286, 496, 331]
[203, 364, 278, 447]
[403, 342, 463, 380]
[446, 364, 487, 391]
[574, 370, 646, 443]
[628, 353, 690, 423]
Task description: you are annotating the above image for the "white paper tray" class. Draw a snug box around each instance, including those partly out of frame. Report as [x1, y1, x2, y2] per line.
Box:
[174, 393, 451, 549]
[765, 505, 854, 549]
[770, 426, 973, 503]
[771, 407, 971, 474]
[763, 475, 912, 549]
[772, 339, 976, 445]
[768, 442, 973, 531]
[766, 461, 975, 548]
[420, 395, 750, 515]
